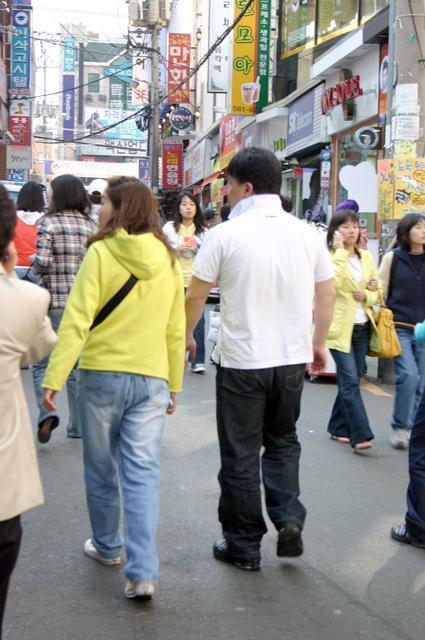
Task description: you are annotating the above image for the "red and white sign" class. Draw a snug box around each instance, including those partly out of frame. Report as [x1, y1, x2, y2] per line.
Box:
[219, 114, 240, 169]
[321, 74, 363, 115]
[9, 115, 30, 146]
[162, 141, 183, 189]
[167, 33, 191, 104]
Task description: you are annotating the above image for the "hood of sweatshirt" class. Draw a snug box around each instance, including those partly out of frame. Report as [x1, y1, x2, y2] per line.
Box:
[17, 210, 44, 225]
[103, 229, 173, 281]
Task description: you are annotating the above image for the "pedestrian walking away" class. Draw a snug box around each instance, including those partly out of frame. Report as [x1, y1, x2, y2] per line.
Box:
[325, 210, 381, 452]
[42, 177, 186, 601]
[163, 191, 208, 374]
[0, 185, 56, 639]
[13, 182, 45, 282]
[185, 147, 335, 571]
[379, 214, 425, 449]
[31, 174, 97, 443]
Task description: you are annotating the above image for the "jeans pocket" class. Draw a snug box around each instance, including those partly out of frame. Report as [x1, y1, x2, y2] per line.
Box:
[145, 376, 169, 409]
[285, 365, 305, 392]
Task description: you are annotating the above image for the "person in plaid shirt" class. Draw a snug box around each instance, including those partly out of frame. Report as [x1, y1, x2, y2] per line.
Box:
[32, 174, 97, 444]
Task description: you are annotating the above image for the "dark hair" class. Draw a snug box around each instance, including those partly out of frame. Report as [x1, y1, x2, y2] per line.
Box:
[280, 196, 293, 213]
[220, 203, 231, 222]
[0, 184, 17, 261]
[326, 210, 360, 250]
[17, 181, 45, 212]
[88, 178, 175, 264]
[396, 213, 425, 251]
[49, 174, 91, 216]
[172, 191, 206, 235]
[228, 147, 282, 195]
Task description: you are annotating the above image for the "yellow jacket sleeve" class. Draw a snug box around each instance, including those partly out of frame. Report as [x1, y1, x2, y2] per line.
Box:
[332, 248, 351, 290]
[43, 247, 102, 391]
[166, 268, 186, 392]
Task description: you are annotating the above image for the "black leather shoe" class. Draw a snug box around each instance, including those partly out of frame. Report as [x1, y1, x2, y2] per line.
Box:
[391, 523, 425, 549]
[277, 523, 303, 557]
[213, 538, 261, 571]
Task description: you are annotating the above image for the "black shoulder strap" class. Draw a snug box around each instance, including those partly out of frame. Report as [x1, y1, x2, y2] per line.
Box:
[388, 251, 398, 300]
[90, 275, 138, 331]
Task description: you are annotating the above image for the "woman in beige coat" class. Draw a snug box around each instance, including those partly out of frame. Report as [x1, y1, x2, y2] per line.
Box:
[0, 185, 56, 639]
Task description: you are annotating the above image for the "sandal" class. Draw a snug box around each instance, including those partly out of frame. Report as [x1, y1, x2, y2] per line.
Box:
[353, 441, 373, 453]
[330, 435, 350, 444]
[37, 417, 58, 444]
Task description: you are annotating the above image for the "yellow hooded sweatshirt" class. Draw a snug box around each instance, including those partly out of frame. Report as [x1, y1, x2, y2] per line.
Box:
[43, 229, 186, 393]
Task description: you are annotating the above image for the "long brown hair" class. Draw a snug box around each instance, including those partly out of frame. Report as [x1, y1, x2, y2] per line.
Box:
[88, 177, 175, 264]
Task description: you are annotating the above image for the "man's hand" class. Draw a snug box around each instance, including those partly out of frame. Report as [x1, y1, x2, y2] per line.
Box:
[353, 290, 366, 302]
[167, 392, 177, 416]
[311, 344, 328, 375]
[1, 241, 17, 274]
[43, 389, 57, 412]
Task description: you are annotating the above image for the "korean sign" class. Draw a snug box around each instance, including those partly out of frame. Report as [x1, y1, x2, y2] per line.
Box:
[84, 108, 147, 142]
[63, 75, 75, 142]
[63, 36, 77, 74]
[219, 115, 240, 169]
[208, 1, 232, 93]
[10, 7, 32, 95]
[167, 34, 191, 104]
[162, 141, 183, 189]
[9, 97, 30, 146]
[231, 0, 271, 116]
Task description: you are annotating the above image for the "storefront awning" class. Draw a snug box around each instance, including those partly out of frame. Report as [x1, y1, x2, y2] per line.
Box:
[202, 171, 223, 187]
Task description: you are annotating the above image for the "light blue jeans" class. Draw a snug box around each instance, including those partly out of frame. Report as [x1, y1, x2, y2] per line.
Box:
[78, 370, 169, 583]
[32, 307, 81, 437]
[393, 328, 425, 430]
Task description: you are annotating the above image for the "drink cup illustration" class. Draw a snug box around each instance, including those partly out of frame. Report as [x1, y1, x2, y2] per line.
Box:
[241, 79, 261, 105]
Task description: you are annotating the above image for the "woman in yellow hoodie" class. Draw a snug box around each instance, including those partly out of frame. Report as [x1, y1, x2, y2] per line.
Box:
[326, 210, 381, 452]
[42, 178, 185, 600]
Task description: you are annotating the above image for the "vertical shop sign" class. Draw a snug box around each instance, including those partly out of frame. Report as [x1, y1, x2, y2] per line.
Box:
[219, 115, 240, 169]
[9, 97, 30, 146]
[10, 7, 32, 95]
[162, 141, 183, 189]
[208, 1, 233, 93]
[62, 74, 75, 142]
[167, 34, 191, 104]
[63, 36, 77, 74]
[256, 0, 271, 113]
[378, 43, 389, 119]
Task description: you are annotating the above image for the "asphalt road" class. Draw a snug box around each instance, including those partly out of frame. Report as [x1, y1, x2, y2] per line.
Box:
[4, 361, 424, 640]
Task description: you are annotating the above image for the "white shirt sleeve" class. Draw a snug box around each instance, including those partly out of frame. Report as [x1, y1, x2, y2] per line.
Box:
[314, 237, 335, 283]
[192, 229, 222, 284]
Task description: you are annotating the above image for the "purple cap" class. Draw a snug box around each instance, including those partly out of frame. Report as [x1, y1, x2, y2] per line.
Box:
[335, 199, 359, 213]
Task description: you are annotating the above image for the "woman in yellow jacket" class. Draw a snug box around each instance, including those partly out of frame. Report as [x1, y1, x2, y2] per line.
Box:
[42, 178, 185, 600]
[326, 210, 381, 452]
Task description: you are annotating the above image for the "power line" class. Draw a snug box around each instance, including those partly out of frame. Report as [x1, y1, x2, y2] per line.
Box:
[33, 0, 255, 145]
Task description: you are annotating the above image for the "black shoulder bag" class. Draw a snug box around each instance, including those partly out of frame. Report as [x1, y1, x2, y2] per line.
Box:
[90, 274, 138, 331]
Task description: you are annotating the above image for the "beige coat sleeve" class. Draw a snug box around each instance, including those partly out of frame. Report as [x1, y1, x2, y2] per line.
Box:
[378, 252, 394, 300]
[20, 315, 57, 367]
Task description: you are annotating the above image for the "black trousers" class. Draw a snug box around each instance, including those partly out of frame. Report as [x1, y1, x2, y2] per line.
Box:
[0, 516, 22, 640]
[216, 364, 307, 561]
[406, 392, 425, 540]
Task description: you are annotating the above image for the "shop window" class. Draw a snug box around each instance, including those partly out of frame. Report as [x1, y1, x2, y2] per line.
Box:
[317, 0, 358, 42]
[281, 0, 316, 57]
[88, 73, 100, 93]
[361, 0, 389, 23]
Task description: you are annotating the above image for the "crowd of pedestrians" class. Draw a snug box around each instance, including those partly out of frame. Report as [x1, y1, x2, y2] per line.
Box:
[1, 147, 425, 636]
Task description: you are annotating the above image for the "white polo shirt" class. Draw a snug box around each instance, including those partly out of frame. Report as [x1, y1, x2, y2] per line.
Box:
[192, 194, 334, 369]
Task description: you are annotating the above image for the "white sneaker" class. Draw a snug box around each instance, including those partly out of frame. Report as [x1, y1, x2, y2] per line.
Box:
[191, 363, 206, 374]
[84, 539, 121, 566]
[390, 429, 410, 450]
[125, 580, 155, 600]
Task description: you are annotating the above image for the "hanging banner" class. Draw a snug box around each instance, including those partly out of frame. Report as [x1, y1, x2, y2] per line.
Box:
[62, 74, 76, 142]
[208, 1, 233, 93]
[231, 0, 271, 115]
[219, 114, 241, 169]
[63, 36, 77, 74]
[10, 7, 32, 95]
[379, 42, 389, 119]
[84, 108, 147, 142]
[167, 33, 191, 104]
[162, 141, 183, 189]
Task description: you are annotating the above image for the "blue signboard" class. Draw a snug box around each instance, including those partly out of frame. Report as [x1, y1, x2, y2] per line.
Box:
[63, 36, 77, 74]
[62, 75, 75, 141]
[106, 66, 133, 83]
[287, 89, 315, 147]
[85, 108, 147, 142]
[10, 8, 32, 94]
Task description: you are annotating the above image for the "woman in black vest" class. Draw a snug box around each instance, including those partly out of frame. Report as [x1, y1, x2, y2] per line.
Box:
[379, 214, 425, 449]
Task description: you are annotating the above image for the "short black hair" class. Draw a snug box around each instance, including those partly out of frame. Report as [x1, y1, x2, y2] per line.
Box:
[326, 210, 360, 249]
[49, 174, 91, 216]
[280, 196, 293, 213]
[228, 147, 282, 195]
[397, 213, 425, 251]
[0, 184, 17, 261]
[17, 181, 45, 212]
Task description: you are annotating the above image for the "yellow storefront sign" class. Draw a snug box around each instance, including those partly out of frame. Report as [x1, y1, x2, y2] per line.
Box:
[231, 0, 258, 116]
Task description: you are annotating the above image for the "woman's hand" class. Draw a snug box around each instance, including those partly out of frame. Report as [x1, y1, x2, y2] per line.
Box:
[332, 233, 344, 250]
[167, 392, 177, 415]
[1, 242, 17, 273]
[43, 389, 57, 412]
[367, 279, 378, 291]
[353, 290, 366, 302]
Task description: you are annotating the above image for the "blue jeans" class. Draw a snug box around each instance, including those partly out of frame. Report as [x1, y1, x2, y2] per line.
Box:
[32, 307, 80, 437]
[406, 392, 425, 541]
[78, 371, 169, 582]
[328, 323, 374, 445]
[392, 328, 425, 430]
[193, 313, 205, 364]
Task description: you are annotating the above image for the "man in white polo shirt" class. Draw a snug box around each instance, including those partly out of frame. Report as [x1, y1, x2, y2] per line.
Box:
[185, 147, 335, 571]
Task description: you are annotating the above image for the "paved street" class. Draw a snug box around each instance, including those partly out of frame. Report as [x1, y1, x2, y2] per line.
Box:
[5, 358, 424, 640]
